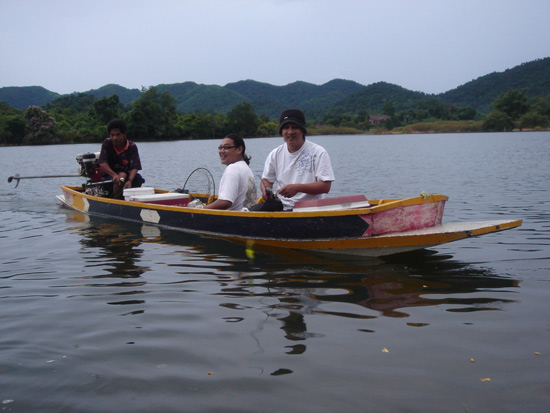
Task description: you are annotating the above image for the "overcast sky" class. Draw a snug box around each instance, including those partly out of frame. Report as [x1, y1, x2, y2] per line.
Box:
[1, 0, 549, 95]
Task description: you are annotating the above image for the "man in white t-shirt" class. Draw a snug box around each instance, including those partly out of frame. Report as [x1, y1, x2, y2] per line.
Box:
[252, 109, 335, 211]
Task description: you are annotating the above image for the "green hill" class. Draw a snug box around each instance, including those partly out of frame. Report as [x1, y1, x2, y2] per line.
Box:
[326, 82, 429, 116]
[439, 57, 550, 113]
[156, 82, 250, 113]
[86, 84, 141, 105]
[0, 86, 60, 109]
[225, 79, 365, 117]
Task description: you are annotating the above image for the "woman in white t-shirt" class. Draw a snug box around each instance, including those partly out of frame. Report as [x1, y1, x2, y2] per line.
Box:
[205, 134, 257, 211]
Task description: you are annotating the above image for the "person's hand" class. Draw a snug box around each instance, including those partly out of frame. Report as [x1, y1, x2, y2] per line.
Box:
[188, 199, 204, 208]
[263, 187, 274, 201]
[277, 184, 298, 198]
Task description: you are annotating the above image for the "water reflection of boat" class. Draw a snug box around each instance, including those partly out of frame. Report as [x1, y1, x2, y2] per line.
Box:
[67, 210, 519, 313]
[77, 221, 149, 280]
[58, 184, 522, 257]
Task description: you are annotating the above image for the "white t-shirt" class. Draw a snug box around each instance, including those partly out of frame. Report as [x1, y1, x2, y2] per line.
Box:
[262, 139, 335, 210]
[218, 160, 257, 210]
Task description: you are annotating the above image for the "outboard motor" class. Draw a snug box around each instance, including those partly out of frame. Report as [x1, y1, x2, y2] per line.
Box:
[76, 152, 102, 182]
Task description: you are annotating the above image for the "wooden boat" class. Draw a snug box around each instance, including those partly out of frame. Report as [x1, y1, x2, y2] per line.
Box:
[56, 185, 522, 257]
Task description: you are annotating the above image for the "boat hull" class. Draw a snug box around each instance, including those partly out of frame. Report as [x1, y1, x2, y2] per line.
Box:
[57, 186, 522, 257]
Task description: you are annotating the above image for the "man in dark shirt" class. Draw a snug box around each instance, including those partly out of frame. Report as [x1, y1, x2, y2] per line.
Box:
[98, 119, 144, 198]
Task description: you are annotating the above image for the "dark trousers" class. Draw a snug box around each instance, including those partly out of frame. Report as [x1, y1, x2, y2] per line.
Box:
[103, 173, 145, 197]
[250, 198, 284, 211]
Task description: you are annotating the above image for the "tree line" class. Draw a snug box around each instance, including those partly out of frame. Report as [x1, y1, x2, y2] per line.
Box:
[1, 86, 548, 146]
[0, 87, 278, 146]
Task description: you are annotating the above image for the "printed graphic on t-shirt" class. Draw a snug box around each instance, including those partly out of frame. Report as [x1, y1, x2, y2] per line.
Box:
[296, 149, 317, 176]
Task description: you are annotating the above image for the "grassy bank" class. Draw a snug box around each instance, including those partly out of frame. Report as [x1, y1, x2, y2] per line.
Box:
[309, 126, 365, 135]
[309, 120, 486, 136]
[398, 120, 483, 134]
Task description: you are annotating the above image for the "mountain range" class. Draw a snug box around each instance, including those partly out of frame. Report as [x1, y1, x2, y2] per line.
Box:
[1, 57, 549, 117]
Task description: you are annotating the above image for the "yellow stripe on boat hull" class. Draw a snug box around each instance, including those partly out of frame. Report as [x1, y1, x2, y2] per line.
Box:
[226, 219, 522, 257]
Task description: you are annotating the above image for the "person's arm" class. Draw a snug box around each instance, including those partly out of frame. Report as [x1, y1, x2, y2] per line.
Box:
[277, 181, 331, 198]
[99, 162, 124, 184]
[125, 169, 139, 188]
[204, 199, 232, 210]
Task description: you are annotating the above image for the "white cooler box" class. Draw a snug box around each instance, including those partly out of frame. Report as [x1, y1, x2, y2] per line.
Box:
[123, 187, 155, 200]
[129, 192, 190, 207]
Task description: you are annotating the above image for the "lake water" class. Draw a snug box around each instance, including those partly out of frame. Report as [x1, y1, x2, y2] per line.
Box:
[1, 132, 549, 412]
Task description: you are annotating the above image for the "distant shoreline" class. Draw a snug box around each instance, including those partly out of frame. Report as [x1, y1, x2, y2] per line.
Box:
[1, 122, 548, 147]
